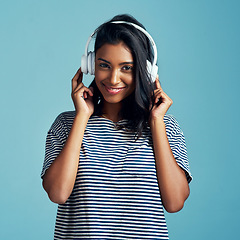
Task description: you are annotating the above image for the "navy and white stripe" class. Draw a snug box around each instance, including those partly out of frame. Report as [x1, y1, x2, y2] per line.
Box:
[41, 111, 192, 239]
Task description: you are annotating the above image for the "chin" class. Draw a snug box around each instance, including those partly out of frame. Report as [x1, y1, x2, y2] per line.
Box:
[102, 96, 123, 104]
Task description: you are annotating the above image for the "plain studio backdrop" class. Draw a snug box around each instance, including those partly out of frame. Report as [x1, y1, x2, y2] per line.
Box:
[0, 0, 239, 239]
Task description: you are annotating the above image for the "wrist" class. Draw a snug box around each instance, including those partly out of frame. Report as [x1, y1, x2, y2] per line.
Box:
[75, 111, 91, 124]
[150, 116, 165, 129]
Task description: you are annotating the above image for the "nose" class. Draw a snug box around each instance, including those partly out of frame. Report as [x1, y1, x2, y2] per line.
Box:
[109, 68, 120, 85]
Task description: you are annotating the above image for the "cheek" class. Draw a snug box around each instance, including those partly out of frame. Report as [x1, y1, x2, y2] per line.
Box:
[94, 73, 106, 95]
[94, 71, 103, 87]
[126, 76, 135, 91]
[94, 69, 108, 83]
[129, 84, 135, 95]
[94, 78, 102, 92]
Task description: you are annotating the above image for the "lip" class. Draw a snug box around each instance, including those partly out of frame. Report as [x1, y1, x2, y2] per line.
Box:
[103, 84, 126, 95]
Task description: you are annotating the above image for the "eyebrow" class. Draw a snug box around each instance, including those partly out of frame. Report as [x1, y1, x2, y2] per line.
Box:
[97, 58, 134, 65]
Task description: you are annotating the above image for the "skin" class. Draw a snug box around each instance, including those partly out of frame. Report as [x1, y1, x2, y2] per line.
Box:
[94, 42, 135, 121]
[42, 42, 189, 212]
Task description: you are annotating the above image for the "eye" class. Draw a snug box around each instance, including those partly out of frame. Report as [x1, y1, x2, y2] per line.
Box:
[99, 63, 110, 69]
[122, 65, 133, 72]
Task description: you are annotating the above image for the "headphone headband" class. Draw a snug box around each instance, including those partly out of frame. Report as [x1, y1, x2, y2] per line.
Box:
[81, 20, 158, 82]
[110, 21, 158, 67]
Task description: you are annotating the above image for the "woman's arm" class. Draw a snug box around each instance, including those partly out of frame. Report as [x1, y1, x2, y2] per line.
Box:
[150, 76, 189, 213]
[150, 119, 189, 213]
[42, 69, 94, 204]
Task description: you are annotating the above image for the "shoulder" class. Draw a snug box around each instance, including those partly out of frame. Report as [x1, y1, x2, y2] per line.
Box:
[50, 111, 76, 134]
[163, 114, 184, 139]
[163, 114, 179, 129]
[55, 111, 76, 122]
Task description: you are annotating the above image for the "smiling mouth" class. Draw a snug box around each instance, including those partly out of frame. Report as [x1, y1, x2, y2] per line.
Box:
[103, 84, 126, 94]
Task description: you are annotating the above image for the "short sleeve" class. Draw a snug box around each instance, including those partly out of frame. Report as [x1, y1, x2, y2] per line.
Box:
[164, 115, 192, 183]
[41, 113, 69, 179]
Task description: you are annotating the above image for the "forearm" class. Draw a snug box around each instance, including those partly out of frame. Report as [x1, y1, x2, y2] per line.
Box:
[151, 118, 189, 213]
[42, 113, 89, 204]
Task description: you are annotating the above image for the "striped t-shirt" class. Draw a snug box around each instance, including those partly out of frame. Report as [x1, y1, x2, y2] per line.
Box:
[41, 111, 192, 239]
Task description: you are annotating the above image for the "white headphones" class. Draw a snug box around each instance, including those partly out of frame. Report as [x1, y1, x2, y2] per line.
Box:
[81, 21, 158, 82]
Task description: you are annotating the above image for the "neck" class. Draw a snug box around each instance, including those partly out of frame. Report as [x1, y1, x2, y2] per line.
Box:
[102, 101, 122, 122]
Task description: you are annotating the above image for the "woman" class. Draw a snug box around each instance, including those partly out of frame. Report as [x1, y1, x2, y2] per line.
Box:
[41, 14, 192, 239]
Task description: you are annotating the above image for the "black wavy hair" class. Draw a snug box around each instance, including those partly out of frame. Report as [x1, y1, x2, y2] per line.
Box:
[89, 14, 156, 138]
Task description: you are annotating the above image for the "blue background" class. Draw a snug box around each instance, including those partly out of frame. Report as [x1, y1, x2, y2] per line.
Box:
[1, 0, 239, 239]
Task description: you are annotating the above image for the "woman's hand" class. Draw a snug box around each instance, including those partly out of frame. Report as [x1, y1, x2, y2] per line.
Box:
[71, 68, 94, 118]
[43, 68, 94, 204]
[150, 76, 189, 212]
[150, 75, 173, 122]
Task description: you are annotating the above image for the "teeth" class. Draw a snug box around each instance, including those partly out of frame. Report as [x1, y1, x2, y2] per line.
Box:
[108, 87, 122, 91]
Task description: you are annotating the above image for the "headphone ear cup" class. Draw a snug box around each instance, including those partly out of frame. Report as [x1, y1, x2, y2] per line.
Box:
[87, 52, 92, 74]
[146, 60, 158, 82]
[88, 51, 95, 75]
[151, 64, 158, 82]
[81, 52, 95, 75]
[81, 55, 88, 74]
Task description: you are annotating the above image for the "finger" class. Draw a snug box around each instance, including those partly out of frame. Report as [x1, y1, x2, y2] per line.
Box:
[73, 85, 93, 99]
[72, 82, 84, 94]
[72, 68, 83, 91]
[154, 91, 163, 104]
[154, 89, 170, 103]
[154, 88, 162, 94]
[155, 90, 173, 106]
[155, 74, 161, 90]
[83, 88, 93, 99]
[82, 86, 94, 97]
[154, 88, 162, 96]
[89, 86, 94, 94]
[77, 70, 83, 85]
[87, 87, 94, 101]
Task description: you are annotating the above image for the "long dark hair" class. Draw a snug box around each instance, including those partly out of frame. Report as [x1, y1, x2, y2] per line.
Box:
[90, 14, 156, 138]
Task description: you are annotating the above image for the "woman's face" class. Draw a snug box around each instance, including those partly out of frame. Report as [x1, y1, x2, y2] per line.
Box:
[95, 42, 135, 104]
